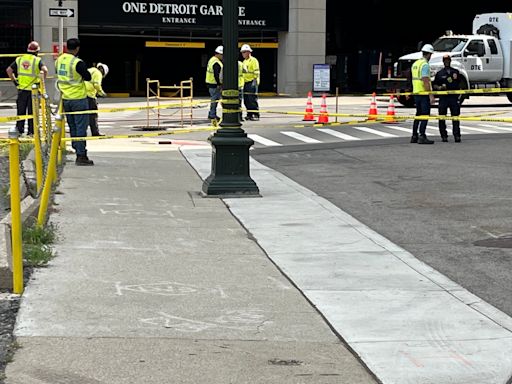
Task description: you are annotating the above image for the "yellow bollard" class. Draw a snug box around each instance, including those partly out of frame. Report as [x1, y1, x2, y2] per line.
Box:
[39, 72, 48, 139]
[57, 100, 64, 171]
[8, 128, 24, 294]
[37, 114, 63, 227]
[32, 84, 43, 192]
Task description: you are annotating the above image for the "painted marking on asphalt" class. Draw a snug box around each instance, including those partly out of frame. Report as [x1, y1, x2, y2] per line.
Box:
[460, 125, 495, 133]
[352, 126, 398, 137]
[317, 128, 361, 141]
[281, 131, 322, 143]
[383, 125, 411, 133]
[248, 134, 282, 146]
[480, 124, 512, 132]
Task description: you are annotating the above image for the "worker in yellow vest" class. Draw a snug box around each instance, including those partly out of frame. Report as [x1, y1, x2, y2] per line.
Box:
[85, 62, 109, 136]
[238, 60, 246, 122]
[55, 38, 94, 165]
[205, 45, 223, 122]
[410, 44, 435, 144]
[6, 41, 48, 136]
[240, 44, 260, 121]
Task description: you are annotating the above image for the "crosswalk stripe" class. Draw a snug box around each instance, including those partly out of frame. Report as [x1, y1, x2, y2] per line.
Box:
[480, 124, 512, 132]
[248, 134, 282, 146]
[281, 131, 322, 143]
[351, 126, 398, 137]
[383, 125, 411, 133]
[317, 128, 361, 141]
[460, 125, 495, 133]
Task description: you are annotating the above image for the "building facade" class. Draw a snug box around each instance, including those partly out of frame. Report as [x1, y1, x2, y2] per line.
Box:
[30, 0, 325, 96]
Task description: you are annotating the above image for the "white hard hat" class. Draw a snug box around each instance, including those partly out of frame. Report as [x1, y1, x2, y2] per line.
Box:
[240, 44, 252, 52]
[96, 62, 109, 77]
[421, 44, 434, 54]
[215, 45, 223, 54]
[27, 41, 40, 53]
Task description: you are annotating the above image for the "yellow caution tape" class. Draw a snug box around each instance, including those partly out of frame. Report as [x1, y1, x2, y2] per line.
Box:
[0, 114, 33, 123]
[389, 87, 512, 97]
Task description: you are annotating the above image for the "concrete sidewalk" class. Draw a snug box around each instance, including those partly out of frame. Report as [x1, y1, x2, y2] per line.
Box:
[5, 140, 375, 384]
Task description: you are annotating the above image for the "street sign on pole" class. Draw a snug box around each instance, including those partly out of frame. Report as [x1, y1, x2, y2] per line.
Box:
[49, 8, 74, 17]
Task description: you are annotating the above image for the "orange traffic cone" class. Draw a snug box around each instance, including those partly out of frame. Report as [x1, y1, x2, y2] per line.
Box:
[383, 94, 398, 123]
[368, 92, 378, 120]
[302, 91, 315, 121]
[317, 94, 329, 124]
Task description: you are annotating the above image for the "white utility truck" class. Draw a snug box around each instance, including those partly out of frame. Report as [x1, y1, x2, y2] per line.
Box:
[377, 12, 512, 106]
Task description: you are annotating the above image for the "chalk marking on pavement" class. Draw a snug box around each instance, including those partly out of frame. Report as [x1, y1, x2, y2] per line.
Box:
[281, 131, 322, 143]
[317, 128, 361, 141]
[351, 126, 398, 137]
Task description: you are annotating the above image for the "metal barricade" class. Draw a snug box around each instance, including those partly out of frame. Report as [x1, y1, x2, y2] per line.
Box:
[145, 78, 194, 129]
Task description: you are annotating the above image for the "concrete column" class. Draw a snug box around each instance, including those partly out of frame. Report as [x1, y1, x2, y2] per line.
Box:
[33, 0, 79, 74]
[278, 0, 326, 97]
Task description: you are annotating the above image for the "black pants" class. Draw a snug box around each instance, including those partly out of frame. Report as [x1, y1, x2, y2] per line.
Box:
[438, 96, 461, 137]
[87, 97, 100, 136]
[243, 81, 259, 118]
[16, 90, 33, 134]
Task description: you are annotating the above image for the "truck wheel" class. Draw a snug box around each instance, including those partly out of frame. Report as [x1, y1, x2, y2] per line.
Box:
[458, 77, 469, 105]
[506, 93, 512, 103]
[397, 95, 415, 108]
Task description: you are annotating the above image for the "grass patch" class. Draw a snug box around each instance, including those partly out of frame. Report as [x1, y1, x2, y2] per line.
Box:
[0, 142, 33, 159]
[22, 222, 58, 267]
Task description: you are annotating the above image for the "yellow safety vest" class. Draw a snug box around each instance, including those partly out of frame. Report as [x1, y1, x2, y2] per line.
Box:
[15, 54, 41, 90]
[243, 56, 260, 85]
[411, 58, 429, 93]
[205, 56, 223, 85]
[238, 61, 245, 89]
[85, 67, 104, 98]
[55, 53, 87, 100]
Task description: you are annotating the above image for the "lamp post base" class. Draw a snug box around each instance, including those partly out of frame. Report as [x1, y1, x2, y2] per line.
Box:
[201, 130, 260, 197]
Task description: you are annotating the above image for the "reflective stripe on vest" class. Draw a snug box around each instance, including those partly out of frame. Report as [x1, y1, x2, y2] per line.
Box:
[205, 56, 223, 84]
[238, 61, 245, 89]
[56, 53, 87, 100]
[411, 58, 428, 93]
[15, 54, 40, 90]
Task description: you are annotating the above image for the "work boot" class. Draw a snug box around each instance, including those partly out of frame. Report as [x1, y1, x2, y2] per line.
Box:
[441, 136, 448, 142]
[454, 135, 461, 143]
[417, 134, 434, 144]
[75, 155, 94, 166]
[410, 135, 418, 143]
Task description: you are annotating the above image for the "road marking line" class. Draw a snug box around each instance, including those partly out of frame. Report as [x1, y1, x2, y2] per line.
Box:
[480, 124, 512, 132]
[460, 125, 495, 133]
[317, 128, 361, 141]
[281, 131, 322, 143]
[383, 125, 411, 133]
[248, 134, 282, 146]
[352, 126, 398, 137]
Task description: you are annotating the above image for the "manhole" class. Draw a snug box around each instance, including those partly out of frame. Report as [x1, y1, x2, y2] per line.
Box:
[268, 358, 303, 366]
[474, 235, 512, 249]
[131, 126, 171, 131]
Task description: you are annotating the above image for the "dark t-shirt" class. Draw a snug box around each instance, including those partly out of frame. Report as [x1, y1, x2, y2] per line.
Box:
[433, 67, 460, 91]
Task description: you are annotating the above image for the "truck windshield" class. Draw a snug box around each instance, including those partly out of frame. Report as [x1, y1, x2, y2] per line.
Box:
[432, 38, 468, 52]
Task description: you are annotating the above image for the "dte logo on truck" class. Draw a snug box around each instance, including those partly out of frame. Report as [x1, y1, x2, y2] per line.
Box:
[471, 65, 482, 70]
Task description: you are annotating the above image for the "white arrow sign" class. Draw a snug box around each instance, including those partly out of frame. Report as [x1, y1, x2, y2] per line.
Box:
[49, 8, 74, 17]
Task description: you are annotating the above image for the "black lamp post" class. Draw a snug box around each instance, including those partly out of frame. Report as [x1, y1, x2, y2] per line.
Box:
[201, 0, 259, 196]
